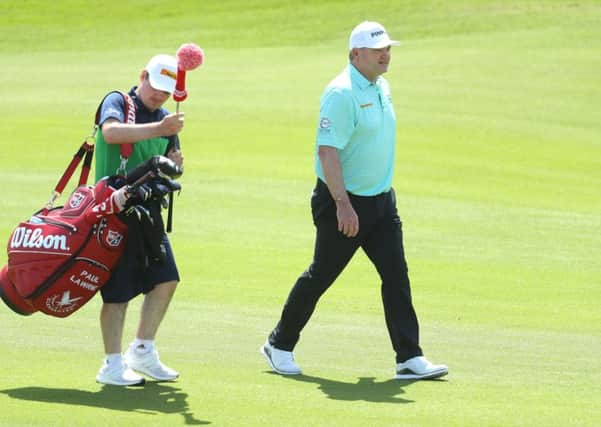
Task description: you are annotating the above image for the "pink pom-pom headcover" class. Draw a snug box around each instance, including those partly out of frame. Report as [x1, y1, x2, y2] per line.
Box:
[176, 43, 204, 70]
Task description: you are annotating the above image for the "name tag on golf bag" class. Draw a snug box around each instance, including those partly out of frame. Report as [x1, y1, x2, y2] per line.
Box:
[1, 180, 128, 317]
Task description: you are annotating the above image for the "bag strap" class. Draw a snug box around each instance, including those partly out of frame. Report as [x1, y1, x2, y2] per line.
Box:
[95, 90, 136, 175]
[43, 91, 137, 213]
[44, 140, 95, 213]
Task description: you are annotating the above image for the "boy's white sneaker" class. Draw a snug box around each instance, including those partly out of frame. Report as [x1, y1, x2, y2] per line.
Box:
[96, 358, 145, 386]
[124, 344, 179, 381]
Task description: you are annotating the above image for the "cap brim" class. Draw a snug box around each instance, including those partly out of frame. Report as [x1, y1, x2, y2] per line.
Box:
[148, 76, 176, 94]
[351, 39, 402, 49]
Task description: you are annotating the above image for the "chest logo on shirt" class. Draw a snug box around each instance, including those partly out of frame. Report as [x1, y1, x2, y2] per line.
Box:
[360, 103, 373, 108]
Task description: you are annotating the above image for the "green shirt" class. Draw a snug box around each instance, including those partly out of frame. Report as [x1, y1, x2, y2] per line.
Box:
[95, 132, 170, 181]
[94, 89, 176, 182]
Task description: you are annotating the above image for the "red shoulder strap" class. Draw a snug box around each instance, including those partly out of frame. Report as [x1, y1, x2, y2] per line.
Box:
[95, 90, 136, 158]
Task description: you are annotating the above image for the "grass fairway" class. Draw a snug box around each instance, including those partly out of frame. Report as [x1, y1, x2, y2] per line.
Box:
[1, 1, 600, 426]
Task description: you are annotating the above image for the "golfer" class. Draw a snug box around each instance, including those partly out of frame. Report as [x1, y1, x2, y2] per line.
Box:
[261, 21, 448, 380]
[94, 54, 184, 386]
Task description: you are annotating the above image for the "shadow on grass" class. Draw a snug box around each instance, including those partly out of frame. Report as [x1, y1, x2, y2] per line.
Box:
[0, 382, 209, 425]
[275, 373, 419, 403]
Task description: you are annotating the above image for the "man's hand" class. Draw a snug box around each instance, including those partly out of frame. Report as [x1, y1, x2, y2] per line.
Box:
[336, 198, 359, 238]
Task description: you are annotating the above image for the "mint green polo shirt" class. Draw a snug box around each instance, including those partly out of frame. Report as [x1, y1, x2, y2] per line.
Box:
[315, 64, 397, 196]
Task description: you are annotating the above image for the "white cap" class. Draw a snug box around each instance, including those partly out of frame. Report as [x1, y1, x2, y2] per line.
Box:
[145, 54, 178, 93]
[349, 21, 400, 50]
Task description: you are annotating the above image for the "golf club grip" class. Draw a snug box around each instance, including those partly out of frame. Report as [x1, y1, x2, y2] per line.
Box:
[166, 192, 174, 232]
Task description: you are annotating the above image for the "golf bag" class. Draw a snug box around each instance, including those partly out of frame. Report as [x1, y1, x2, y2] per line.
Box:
[0, 143, 182, 318]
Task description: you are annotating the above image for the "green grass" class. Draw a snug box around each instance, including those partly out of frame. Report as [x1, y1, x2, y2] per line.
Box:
[1, 1, 600, 426]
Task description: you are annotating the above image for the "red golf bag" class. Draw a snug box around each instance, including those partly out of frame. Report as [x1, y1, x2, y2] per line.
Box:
[1, 183, 127, 317]
[0, 140, 182, 317]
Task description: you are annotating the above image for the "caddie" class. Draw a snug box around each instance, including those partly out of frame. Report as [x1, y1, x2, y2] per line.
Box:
[94, 53, 185, 386]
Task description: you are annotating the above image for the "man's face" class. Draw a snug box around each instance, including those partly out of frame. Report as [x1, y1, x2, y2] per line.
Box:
[353, 46, 392, 81]
[138, 71, 171, 111]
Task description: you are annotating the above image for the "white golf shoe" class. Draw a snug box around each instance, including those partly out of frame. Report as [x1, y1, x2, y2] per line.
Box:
[96, 358, 145, 386]
[260, 340, 302, 375]
[124, 344, 179, 381]
[396, 356, 448, 380]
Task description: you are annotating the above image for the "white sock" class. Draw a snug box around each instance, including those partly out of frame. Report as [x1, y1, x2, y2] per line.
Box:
[132, 338, 154, 354]
[105, 353, 122, 365]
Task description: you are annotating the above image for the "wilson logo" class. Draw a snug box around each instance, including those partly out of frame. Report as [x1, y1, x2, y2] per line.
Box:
[10, 227, 69, 251]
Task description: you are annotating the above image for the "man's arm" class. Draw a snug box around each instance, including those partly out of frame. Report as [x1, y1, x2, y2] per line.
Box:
[101, 113, 184, 145]
[318, 145, 359, 238]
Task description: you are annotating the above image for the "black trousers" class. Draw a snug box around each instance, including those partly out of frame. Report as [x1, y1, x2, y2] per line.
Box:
[270, 179, 423, 363]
